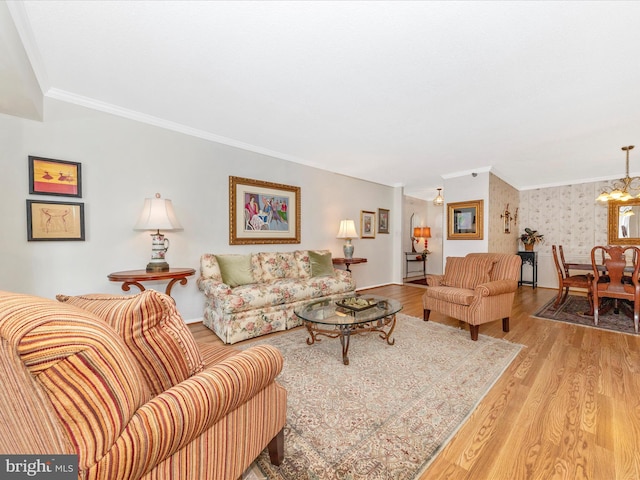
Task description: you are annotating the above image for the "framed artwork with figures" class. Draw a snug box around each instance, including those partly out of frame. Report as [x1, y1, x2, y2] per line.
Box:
[229, 176, 300, 245]
[29, 156, 82, 198]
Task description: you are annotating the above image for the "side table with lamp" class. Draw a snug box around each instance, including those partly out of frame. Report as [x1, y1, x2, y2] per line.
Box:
[334, 219, 367, 272]
[108, 193, 195, 298]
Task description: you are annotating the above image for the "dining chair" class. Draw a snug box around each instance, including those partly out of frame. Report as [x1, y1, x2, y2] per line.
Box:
[552, 245, 593, 314]
[591, 245, 640, 333]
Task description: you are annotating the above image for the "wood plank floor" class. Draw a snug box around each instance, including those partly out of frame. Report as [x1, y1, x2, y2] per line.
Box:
[188, 285, 640, 480]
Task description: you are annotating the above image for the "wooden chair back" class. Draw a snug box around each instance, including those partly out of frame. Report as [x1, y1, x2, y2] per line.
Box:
[552, 245, 593, 311]
[590, 245, 640, 333]
[591, 245, 640, 296]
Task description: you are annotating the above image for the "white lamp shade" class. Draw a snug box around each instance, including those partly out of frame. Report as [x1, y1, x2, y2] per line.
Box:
[134, 193, 183, 231]
[336, 219, 358, 239]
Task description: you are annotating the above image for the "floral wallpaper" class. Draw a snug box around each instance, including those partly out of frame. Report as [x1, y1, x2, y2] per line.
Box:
[518, 180, 610, 259]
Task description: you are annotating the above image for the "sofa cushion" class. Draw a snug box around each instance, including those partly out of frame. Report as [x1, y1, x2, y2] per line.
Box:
[216, 254, 255, 287]
[309, 251, 334, 277]
[442, 256, 495, 289]
[423, 285, 476, 306]
[294, 250, 312, 278]
[259, 252, 299, 281]
[217, 275, 354, 314]
[56, 290, 204, 396]
[200, 253, 223, 282]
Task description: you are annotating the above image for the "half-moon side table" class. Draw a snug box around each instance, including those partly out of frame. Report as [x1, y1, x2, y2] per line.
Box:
[108, 268, 196, 297]
[331, 257, 367, 273]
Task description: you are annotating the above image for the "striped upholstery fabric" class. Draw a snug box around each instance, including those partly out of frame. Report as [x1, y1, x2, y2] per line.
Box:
[0, 292, 149, 469]
[57, 290, 204, 396]
[86, 345, 286, 480]
[1, 290, 288, 480]
[442, 256, 495, 289]
[423, 253, 521, 339]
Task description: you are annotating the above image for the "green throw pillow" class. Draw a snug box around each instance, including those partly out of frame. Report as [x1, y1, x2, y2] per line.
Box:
[215, 254, 254, 287]
[309, 251, 334, 277]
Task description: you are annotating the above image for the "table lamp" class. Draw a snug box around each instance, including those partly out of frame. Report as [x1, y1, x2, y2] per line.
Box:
[134, 193, 183, 272]
[413, 226, 431, 252]
[336, 219, 358, 259]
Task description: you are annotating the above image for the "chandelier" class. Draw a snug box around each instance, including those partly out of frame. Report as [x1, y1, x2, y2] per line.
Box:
[596, 145, 639, 202]
[433, 188, 444, 206]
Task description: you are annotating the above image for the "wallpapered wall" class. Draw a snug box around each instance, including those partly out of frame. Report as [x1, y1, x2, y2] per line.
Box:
[488, 174, 520, 254]
[518, 179, 612, 288]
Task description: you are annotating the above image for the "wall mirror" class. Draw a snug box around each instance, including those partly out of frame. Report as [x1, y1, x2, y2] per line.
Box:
[608, 199, 640, 245]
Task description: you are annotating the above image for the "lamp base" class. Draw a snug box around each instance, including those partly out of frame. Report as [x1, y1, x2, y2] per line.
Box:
[343, 240, 354, 260]
[146, 261, 170, 272]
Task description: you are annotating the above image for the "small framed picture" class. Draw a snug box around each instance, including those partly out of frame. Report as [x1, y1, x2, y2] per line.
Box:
[378, 208, 389, 234]
[26, 199, 85, 241]
[29, 156, 82, 197]
[360, 210, 376, 238]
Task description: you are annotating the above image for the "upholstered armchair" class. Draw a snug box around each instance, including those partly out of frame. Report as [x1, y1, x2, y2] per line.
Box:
[422, 253, 521, 340]
[0, 290, 286, 480]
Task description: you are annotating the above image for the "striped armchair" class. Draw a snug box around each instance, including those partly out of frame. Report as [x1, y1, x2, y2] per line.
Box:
[0, 290, 286, 480]
[422, 253, 521, 340]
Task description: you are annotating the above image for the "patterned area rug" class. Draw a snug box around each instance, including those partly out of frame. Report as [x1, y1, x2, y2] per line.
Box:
[240, 314, 522, 480]
[534, 295, 638, 335]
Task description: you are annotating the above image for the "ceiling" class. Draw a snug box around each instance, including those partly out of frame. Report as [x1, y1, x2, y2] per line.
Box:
[3, 1, 640, 199]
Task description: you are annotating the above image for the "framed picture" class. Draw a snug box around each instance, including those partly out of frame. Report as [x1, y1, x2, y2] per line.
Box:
[360, 210, 376, 238]
[378, 208, 389, 234]
[26, 199, 85, 241]
[29, 156, 82, 197]
[229, 176, 300, 245]
[448, 199, 483, 240]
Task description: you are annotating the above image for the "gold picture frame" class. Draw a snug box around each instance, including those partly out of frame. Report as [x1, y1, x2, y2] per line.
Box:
[361, 210, 376, 238]
[26, 199, 85, 241]
[229, 176, 301, 245]
[448, 200, 483, 240]
[608, 199, 640, 245]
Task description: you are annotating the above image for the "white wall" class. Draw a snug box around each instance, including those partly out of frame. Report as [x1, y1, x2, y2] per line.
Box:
[403, 194, 444, 276]
[0, 99, 396, 322]
[441, 171, 490, 266]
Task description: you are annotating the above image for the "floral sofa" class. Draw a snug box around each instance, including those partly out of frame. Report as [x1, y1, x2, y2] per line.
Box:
[198, 250, 356, 344]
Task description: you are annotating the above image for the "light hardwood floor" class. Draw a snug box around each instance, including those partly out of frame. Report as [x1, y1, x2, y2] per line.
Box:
[188, 285, 640, 480]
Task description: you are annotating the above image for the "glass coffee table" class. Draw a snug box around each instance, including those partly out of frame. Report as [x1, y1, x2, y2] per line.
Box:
[294, 294, 403, 365]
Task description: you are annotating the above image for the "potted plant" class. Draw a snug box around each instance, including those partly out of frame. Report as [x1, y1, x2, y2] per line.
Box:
[520, 228, 544, 251]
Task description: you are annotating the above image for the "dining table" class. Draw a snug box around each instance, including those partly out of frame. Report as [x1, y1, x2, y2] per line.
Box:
[564, 262, 635, 273]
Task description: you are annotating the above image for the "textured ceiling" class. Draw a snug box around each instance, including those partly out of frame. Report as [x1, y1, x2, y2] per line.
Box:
[6, 1, 640, 199]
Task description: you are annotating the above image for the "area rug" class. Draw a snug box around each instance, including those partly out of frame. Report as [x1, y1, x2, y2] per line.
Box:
[534, 295, 638, 335]
[241, 314, 523, 480]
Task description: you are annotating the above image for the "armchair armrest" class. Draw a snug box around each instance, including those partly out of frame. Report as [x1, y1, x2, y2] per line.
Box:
[426, 274, 444, 286]
[104, 345, 284, 478]
[475, 279, 518, 297]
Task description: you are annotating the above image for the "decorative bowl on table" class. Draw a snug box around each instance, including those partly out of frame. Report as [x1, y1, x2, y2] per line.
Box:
[335, 296, 377, 312]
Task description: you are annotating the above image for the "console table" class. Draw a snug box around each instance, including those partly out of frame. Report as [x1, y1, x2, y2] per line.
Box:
[516, 251, 537, 288]
[332, 257, 367, 272]
[108, 268, 196, 297]
[405, 252, 426, 278]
